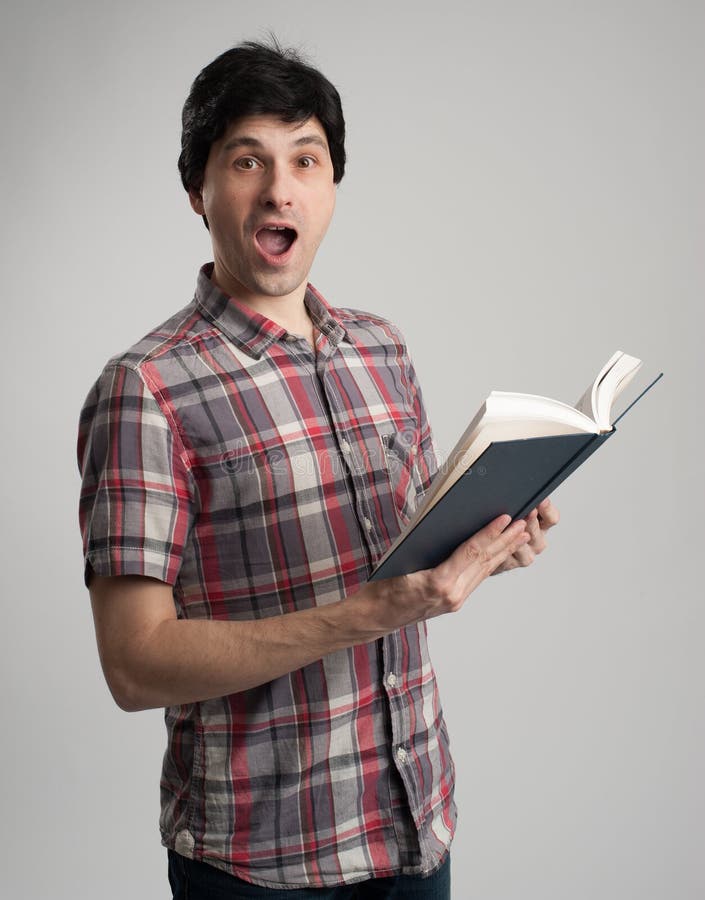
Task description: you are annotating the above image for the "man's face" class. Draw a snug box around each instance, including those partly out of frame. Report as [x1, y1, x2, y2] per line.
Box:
[190, 114, 337, 303]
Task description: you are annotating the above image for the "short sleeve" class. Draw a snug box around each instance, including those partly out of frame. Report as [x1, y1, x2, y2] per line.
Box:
[404, 348, 439, 496]
[77, 363, 195, 587]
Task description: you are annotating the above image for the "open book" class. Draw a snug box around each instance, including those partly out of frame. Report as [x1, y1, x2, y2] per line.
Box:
[369, 351, 657, 581]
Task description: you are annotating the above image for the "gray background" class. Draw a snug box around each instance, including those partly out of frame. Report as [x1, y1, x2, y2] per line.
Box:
[1, 1, 703, 897]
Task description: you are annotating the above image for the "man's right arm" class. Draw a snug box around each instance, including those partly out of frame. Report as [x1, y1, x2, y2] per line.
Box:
[89, 514, 530, 712]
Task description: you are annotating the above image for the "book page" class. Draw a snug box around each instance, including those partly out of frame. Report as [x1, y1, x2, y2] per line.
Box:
[592, 352, 642, 427]
[575, 351, 642, 426]
[575, 351, 623, 420]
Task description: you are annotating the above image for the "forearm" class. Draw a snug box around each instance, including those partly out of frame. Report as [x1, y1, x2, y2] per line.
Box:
[94, 514, 531, 712]
[112, 587, 390, 711]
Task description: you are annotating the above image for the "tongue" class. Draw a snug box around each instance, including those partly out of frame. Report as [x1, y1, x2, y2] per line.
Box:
[258, 228, 295, 255]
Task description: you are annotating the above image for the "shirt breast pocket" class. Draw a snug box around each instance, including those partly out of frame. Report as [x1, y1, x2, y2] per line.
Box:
[381, 423, 424, 526]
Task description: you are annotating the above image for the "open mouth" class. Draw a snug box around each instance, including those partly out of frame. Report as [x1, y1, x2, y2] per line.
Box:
[255, 225, 298, 258]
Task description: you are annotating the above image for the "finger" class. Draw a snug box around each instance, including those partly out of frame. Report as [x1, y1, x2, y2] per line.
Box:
[488, 524, 532, 572]
[444, 517, 527, 583]
[495, 554, 521, 573]
[482, 519, 531, 569]
[514, 508, 548, 564]
[526, 510, 546, 552]
[537, 497, 560, 529]
[485, 513, 513, 538]
[508, 512, 538, 566]
[453, 513, 518, 559]
[509, 543, 536, 567]
[453, 526, 530, 597]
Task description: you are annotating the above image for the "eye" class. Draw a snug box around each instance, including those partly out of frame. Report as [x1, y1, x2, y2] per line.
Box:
[235, 157, 260, 170]
[297, 156, 317, 169]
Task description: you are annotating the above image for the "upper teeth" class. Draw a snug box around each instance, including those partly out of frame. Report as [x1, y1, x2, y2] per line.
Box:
[265, 226, 287, 230]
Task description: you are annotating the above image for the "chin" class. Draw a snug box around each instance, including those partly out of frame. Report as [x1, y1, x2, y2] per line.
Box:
[255, 274, 308, 298]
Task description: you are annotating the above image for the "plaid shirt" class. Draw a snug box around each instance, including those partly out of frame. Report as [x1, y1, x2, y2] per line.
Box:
[77, 264, 456, 889]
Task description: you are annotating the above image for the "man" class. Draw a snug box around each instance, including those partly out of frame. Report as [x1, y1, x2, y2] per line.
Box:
[78, 41, 558, 899]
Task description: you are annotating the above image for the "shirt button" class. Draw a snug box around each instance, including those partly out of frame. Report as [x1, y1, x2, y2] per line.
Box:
[285, 335, 298, 342]
[387, 672, 397, 688]
[396, 746, 408, 765]
[340, 439, 352, 454]
[363, 517, 373, 532]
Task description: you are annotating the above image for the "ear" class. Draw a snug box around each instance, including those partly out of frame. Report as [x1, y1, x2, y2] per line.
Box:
[188, 187, 205, 216]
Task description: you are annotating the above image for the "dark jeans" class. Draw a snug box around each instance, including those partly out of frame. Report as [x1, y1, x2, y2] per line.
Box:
[167, 850, 450, 899]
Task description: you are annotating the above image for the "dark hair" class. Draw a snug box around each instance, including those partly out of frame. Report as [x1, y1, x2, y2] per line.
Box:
[178, 39, 346, 194]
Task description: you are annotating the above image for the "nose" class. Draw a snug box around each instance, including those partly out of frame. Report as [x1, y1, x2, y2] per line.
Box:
[259, 163, 294, 211]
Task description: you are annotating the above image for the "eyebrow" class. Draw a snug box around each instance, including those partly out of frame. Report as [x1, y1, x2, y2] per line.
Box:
[222, 134, 329, 153]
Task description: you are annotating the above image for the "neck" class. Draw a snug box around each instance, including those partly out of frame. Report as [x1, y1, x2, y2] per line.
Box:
[210, 268, 316, 344]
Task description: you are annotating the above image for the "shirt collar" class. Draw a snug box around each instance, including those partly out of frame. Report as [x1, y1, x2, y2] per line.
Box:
[194, 263, 350, 359]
